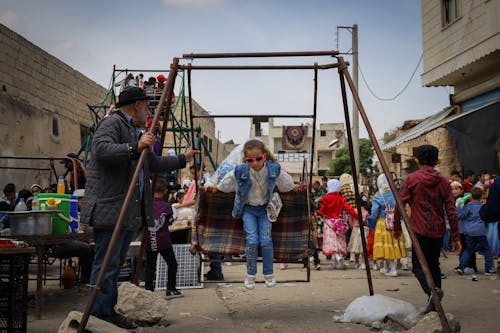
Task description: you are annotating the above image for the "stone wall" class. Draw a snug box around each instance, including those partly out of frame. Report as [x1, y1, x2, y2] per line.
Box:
[0, 24, 107, 190]
[384, 127, 461, 180]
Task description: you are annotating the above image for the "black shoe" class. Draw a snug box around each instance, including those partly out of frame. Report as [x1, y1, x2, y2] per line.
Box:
[166, 289, 184, 299]
[109, 313, 138, 329]
[204, 270, 224, 281]
[423, 288, 444, 314]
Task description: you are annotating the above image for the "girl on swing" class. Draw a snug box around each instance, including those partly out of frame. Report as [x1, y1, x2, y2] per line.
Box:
[208, 139, 295, 289]
[317, 179, 359, 269]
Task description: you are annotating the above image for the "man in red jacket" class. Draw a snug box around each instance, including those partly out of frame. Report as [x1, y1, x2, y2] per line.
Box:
[394, 144, 461, 313]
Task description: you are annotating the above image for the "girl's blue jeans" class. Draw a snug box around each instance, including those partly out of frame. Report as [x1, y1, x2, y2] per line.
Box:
[242, 205, 274, 276]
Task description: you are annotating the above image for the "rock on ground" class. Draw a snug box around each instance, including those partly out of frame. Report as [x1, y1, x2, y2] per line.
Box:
[408, 312, 460, 333]
[116, 282, 169, 325]
[57, 311, 128, 333]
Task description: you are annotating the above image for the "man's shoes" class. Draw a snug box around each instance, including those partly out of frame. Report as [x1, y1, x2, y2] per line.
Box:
[423, 288, 444, 314]
[484, 270, 497, 276]
[454, 267, 464, 275]
[166, 289, 184, 299]
[314, 263, 321, 270]
[204, 270, 224, 281]
[108, 313, 138, 330]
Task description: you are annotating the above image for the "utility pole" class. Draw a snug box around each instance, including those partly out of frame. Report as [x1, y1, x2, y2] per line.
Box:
[352, 24, 360, 179]
[215, 130, 220, 166]
[336, 24, 360, 178]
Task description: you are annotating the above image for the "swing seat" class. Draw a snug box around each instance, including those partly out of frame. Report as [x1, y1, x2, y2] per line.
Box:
[194, 189, 311, 262]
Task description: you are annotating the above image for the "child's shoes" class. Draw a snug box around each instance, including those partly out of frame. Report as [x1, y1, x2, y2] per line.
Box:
[244, 275, 256, 289]
[264, 274, 276, 288]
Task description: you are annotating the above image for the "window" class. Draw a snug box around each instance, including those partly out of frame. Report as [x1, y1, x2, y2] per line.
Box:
[442, 0, 460, 26]
[320, 130, 326, 137]
[80, 124, 90, 150]
[276, 152, 311, 162]
[52, 116, 59, 137]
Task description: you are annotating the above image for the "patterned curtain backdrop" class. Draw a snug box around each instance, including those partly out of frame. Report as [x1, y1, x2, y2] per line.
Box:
[282, 126, 308, 150]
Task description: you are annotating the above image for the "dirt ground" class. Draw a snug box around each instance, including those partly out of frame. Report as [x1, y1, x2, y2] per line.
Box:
[26, 253, 499, 333]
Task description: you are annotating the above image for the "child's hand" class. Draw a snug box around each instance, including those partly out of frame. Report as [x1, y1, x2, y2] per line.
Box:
[451, 240, 462, 254]
[206, 186, 219, 193]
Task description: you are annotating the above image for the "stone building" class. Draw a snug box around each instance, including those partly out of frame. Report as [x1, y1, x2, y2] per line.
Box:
[250, 118, 345, 181]
[0, 24, 229, 190]
[0, 24, 106, 189]
[383, 0, 500, 179]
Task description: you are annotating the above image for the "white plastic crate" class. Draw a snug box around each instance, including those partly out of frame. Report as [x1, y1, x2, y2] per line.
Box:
[155, 244, 203, 290]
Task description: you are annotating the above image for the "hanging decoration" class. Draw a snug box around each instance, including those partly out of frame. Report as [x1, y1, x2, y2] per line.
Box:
[283, 126, 308, 150]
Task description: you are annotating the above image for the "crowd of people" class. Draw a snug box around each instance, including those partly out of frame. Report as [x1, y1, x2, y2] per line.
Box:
[2, 86, 498, 330]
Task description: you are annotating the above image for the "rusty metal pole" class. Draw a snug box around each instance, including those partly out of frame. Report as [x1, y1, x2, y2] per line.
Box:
[132, 62, 179, 285]
[310, 64, 318, 192]
[77, 58, 180, 333]
[337, 66, 374, 296]
[337, 57, 451, 333]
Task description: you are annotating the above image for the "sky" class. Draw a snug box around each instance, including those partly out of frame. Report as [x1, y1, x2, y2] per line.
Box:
[0, 0, 451, 145]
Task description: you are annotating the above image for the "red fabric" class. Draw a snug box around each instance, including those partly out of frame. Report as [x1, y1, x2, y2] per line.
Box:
[461, 180, 473, 193]
[394, 166, 459, 242]
[317, 192, 358, 220]
[367, 228, 375, 258]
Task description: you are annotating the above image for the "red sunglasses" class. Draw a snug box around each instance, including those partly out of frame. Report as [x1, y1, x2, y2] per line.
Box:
[244, 154, 266, 163]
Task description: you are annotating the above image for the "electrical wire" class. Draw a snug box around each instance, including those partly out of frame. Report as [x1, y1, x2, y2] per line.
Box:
[359, 52, 423, 101]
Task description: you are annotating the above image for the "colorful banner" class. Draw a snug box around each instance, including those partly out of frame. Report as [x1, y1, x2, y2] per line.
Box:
[282, 126, 307, 150]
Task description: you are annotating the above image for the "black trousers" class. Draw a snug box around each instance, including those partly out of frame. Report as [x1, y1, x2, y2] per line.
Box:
[412, 233, 443, 295]
[145, 247, 178, 291]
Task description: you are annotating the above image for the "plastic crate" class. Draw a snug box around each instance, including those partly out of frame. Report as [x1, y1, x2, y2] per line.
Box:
[0, 253, 30, 333]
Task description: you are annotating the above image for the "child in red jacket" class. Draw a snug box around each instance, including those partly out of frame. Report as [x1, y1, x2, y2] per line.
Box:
[317, 179, 358, 269]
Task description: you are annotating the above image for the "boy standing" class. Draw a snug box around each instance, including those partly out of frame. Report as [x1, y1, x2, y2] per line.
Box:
[393, 144, 461, 313]
[145, 179, 183, 298]
[456, 187, 496, 275]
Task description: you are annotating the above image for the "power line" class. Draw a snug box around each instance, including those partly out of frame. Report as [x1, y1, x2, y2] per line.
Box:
[358, 52, 423, 101]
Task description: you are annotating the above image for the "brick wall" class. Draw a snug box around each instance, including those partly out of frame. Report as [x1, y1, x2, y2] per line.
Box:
[0, 24, 107, 189]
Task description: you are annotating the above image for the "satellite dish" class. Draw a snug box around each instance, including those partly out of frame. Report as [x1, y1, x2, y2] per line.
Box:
[328, 138, 339, 147]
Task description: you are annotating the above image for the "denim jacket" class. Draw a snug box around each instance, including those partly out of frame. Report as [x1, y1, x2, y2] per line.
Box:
[232, 160, 281, 219]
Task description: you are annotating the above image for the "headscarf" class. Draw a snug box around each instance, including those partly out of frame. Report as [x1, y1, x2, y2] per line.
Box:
[30, 184, 43, 193]
[450, 181, 462, 189]
[377, 174, 390, 194]
[327, 179, 341, 194]
[339, 173, 354, 187]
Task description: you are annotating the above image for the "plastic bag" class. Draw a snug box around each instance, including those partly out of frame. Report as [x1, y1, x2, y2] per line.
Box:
[204, 144, 244, 186]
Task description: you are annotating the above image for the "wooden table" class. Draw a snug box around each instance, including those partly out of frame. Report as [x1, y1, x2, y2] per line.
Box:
[6, 233, 92, 319]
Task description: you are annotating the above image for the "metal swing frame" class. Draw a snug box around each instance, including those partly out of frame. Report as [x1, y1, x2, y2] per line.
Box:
[78, 51, 453, 333]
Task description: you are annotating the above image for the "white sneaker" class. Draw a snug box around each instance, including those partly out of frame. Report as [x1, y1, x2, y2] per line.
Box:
[372, 263, 379, 271]
[379, 268, 388, 274]
[384, 270, 398, 277]
[264, 275, 276, 288]
[244, 275, 256, 290]
[359, 263, 366, 270]
[401, 263, 409, 271]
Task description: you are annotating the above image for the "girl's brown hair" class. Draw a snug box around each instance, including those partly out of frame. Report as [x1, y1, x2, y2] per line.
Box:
[243, 139, 276, 162]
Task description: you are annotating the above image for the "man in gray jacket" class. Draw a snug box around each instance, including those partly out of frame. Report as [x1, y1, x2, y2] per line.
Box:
[81, 86, 197, 329]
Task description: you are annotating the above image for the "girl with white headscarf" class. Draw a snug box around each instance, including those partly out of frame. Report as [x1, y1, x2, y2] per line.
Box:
[371, 174, 407, 277]
[317, 179, 359, 269]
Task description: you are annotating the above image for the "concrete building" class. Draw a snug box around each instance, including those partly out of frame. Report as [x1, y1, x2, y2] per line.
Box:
[383, 0, 500, 178]
[0, 24, 106, 190]
[250, 118, 345, 181]
[0, 24, 228, 190]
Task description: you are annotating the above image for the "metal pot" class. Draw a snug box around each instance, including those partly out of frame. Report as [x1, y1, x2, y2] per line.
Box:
[4, 210, 60, 236]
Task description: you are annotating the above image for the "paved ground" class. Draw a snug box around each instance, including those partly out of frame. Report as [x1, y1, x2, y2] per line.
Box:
[27, 253, 499, 332]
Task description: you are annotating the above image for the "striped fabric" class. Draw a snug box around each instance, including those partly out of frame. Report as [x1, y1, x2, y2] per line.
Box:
[194, 189, 311, 262]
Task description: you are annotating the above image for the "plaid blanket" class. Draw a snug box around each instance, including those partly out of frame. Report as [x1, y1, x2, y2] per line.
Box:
[194, 189, 311, 262]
